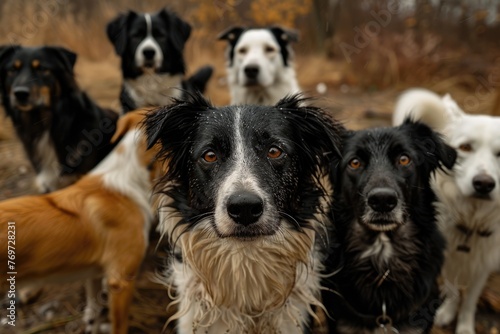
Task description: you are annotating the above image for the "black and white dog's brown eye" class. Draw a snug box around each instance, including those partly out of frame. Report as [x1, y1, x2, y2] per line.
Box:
[458, 143, 472, 152]
[267, 146, 283, 159]
[203, 150, 217, 163]
[398, 154, 411, 166]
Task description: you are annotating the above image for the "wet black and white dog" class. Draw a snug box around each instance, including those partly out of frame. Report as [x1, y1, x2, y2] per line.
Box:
[145, 93, 343, 333]
[322, 120, 456, 333]
[0, 45, 118, 193]
[107, 8, 213, 112]
[218, 26, 300, 105]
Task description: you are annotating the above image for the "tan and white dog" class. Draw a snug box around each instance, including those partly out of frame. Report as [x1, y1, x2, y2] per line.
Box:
[393, 88, 500, 334]
[0, 111, 161, 334]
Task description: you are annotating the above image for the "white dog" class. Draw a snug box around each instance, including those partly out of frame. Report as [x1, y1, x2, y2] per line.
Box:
[218, 26, 300, 105]
[393, 88, 500, 334]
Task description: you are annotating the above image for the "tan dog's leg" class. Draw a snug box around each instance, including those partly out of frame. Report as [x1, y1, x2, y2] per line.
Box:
[107, 272, 137, 334]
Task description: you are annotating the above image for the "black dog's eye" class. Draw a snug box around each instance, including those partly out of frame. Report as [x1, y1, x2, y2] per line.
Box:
[267, 146, 283, 159]
[202, 150, 217, 163]
[348, 158, 361, 170]
[238, 47, 248, 55]
[398, 155, 411, 166]
[458, 143, 472, 152]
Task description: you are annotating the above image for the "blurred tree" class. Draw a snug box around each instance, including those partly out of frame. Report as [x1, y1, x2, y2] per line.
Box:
[249, 0, 312, 27]
[312, 0, 341, 58]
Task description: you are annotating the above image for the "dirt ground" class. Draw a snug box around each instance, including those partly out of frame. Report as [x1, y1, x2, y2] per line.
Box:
[0, 58, 499, 333]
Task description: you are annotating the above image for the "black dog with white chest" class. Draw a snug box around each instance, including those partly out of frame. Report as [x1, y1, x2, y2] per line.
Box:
[322, 120, 457, 334]
[107, 8, 213, 112]
[145, 93, 343, 333]
[0, 45, 118, 193]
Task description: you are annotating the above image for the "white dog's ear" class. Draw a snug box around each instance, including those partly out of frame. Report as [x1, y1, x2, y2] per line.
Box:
[441, 94, 465, 121]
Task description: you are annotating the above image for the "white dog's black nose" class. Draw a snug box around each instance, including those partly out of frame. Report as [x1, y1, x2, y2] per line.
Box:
[227, 191, 263, 225]
[473, 174, 495, 194]
[142, 48, 156, 60]
[244, 65, 259, 79]
[367, 188, 398, 213]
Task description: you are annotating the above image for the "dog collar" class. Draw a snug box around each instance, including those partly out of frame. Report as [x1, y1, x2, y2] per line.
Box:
[455, 223, 494, 253]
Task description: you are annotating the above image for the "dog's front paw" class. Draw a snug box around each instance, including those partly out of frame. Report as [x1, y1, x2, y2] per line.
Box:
[434, 298, 458, 327]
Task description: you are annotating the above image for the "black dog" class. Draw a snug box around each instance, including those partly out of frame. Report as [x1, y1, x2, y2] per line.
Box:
[107, 8, 213, 112]
[321, 120, 457, 333]
[0, 45, 118, 193]
[144, 93, 343, 333]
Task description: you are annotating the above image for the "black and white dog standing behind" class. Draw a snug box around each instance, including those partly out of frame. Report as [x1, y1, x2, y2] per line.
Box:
[322, 120, 456, 333]
[0, 45, 118, 193]
[144, 93, 343, 333]
[393, 88, 500, 334]
[107, 8, 213, 112]
[218, 26, 300, 105]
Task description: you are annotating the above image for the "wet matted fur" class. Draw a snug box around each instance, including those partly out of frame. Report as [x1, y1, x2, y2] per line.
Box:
[144, 93, 343, 333]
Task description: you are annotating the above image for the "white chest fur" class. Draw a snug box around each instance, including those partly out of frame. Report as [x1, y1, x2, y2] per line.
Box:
[124, 73, 183, 109]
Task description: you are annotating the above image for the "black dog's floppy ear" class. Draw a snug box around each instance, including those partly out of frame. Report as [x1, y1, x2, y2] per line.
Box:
[43, 46, 77, 73]
[159, 9, 192, 52]
[403, 118, 456, 172]
[107, 11, 137, 55]
[275, 95, 345, 173]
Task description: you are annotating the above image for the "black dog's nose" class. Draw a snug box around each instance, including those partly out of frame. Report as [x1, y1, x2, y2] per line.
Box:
[244, 65, 259, 79]
[473, 174, 495, 194]
[13, 87, 30, 102]
[227, 191, 263, 226]
[367, 188, 398, 213]
[142, 49, 156, 60]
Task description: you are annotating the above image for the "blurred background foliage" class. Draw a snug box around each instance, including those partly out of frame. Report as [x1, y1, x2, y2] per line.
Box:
[0, 0, 499, 109]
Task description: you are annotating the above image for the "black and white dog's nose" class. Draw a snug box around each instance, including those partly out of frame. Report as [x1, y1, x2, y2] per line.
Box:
[473, 174, 495, 194]
[244, 65, 259, 79]
[227, 191, 263, 226]
[142, 48, 156, 60]
[13, 87, 30, 102]
[367, 188, 398, 213]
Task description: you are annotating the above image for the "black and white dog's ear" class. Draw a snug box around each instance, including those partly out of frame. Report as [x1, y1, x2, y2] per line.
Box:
[404, 119, 457, 172]
[106, 11, 137, 55]
[43, 46, 77, 73]
[275, 95, 345, 173]
[0, 45, 20, 67]
[269, 26, 299, 43]
[269, 26, 299, 66]
[160, 9, 192, 51]
[217, 26, 245, 42]
[218, 27, 245, 66]
[144, 91, 212, 179]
